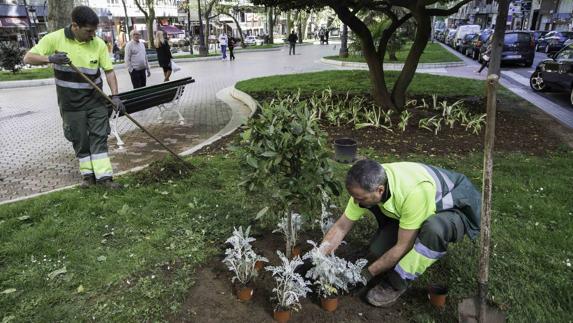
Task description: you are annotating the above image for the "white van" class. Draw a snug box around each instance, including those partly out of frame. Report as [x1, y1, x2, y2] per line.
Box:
[454, 25, 481, 50]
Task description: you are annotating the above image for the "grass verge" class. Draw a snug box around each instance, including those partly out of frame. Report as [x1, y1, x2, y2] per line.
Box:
[1, 150, 571, 322]
[324, 42, 461, 64]
[235, 69, 517, 101]
[0, 68, 52, 81]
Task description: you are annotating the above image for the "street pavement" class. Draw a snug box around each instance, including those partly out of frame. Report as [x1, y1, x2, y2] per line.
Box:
[434, 43, 573, 129]
[1, 42, 572, 203]
[0, 43, 342, 203]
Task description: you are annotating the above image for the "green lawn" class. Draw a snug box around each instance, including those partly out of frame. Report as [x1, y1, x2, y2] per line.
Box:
[1, 71, 571, 322]
[0, 67, 52, 81]
[1, 151, 571, 322]
[236, 69, 515, 100]
[324, 42, 461, 64]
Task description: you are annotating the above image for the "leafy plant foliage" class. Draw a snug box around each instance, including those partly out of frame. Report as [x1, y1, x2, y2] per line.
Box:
[222, 226, 268, 286]
[265, 251, 312, 311]
[273, 212, 303, 250]
[0, 42, 26, 73]
[303, 241, 367, 298]
[235, 92, 341, 255]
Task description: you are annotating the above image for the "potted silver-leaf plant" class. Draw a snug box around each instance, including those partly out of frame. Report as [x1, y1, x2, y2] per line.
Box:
[303, 240, 368, 311]
[222, 226, 268, 301]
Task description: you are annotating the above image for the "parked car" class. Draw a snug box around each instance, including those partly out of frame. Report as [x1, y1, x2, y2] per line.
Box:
[481, 31, 535, 66]
[532, 30, 549, 45]
[537, 31, 573, 53]
[530, 44, 573, 105]
[244, 35, 264, 46]
[168, 35, 190, 47]
[460, 33, 479, 57]
[454, 25, 481, 50]
[445, 29, 457, 47]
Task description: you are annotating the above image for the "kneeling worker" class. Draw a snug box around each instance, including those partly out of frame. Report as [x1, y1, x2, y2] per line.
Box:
[320, 159, 481, 306]
[23, 5, 124, 189]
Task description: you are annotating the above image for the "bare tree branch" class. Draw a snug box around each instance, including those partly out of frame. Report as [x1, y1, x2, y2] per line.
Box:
[426, 0, 472, 16]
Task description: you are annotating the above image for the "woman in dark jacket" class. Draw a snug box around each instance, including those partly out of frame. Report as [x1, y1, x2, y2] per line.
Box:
[228, 36, 236, 61]
[154, 31, 173, 82]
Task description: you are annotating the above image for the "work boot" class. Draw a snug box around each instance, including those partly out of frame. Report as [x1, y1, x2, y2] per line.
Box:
[79, 175, 96, 188]
[97, 178, 123, 190]
[366, 281, 407, 307]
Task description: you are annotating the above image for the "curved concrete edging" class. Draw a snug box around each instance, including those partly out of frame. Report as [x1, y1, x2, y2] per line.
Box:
[179, 86, 257, 156]
[320, 57, 465, 69]
[0, 86, 257, 206]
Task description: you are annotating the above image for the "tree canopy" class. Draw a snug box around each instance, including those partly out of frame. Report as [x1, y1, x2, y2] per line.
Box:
[253, 0, 471, 110]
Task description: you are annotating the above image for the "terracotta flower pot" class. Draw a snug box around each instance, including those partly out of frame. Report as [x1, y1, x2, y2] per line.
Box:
[255, 260, 265, 271]
[273, 309, 291, 323]
[428, 284, 448, 309]
[290, 246, 301, 258]
[321, 296, 339, 312]
[236, 286, 254, 301]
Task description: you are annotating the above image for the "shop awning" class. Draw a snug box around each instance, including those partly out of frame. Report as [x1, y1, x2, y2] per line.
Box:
[0, 17, 29, 29]
[160, 25, 183, 35]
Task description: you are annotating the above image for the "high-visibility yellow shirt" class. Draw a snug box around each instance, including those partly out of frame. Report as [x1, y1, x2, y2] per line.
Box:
[29, 25, 113, 111]
[344, 162, 437, 230]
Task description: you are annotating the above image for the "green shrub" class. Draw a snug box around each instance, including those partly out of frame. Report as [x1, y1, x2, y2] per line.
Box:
[233, 92, 341, 255]
[0, 41, 26, 73]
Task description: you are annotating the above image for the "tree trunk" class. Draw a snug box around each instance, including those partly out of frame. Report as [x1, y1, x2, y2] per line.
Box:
[134, 0, 155, 49]
[47, 0, 73, 32]
[391, 9, 431, 110]
[339, 24, 348, 57]
[197, 0, 208, 55]
[267, 7, 274, 44]
[286, 11, 291, 34]
[121, 0, 131, 40]
[478, 2, 509, 322]
[220, 12, 245, 46]
[297, 11, 302, 44]
[286, 210, 292, 258]
[147, 7, 155, 49]
[203, 0, 217, 52]
[334, 7, 395, 110]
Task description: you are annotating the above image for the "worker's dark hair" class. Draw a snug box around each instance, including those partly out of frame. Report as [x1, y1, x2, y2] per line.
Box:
[346, 159, 387, 192]
[71, 6, 99, 27]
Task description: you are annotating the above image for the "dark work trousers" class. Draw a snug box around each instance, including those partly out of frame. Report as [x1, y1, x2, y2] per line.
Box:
[289, 42, 296, 55]
[229, 47, 235, 60]
[129, 69, 147, 89]
[367, 205, 466, 290]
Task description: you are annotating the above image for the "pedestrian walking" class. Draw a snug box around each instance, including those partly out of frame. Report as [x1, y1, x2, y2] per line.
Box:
[154, 31, 173, 82]
[319, 29, 325, 45]
[112, 41, 120, 62]
[475, 43, 492, 74]
[23, 5, 123, 189]
[228, 36, 236, 61]
[124, 30, 150, 89]
[288, 30, 298, 55]
[325, 29, 330, 45]
[218, 32, 228, 60]
[318, 159, 481, 307]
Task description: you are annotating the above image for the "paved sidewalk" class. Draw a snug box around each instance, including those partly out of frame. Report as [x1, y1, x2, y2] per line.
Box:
[0, 44, 342, 203]
[434, 43, 573, 129]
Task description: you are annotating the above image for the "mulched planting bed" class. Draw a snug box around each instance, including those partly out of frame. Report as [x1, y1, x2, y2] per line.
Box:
[247, 93, 569, 156]
[173, 230, 449, 323]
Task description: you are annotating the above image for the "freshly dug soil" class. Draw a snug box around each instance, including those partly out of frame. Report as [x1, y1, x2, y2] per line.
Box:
[172, 231, 441, 323]
[195, 95, 571, 159]
[132, 156, 194, 185]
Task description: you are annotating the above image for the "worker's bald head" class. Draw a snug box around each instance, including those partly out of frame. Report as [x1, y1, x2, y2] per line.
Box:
[346, 159, 387, 192]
